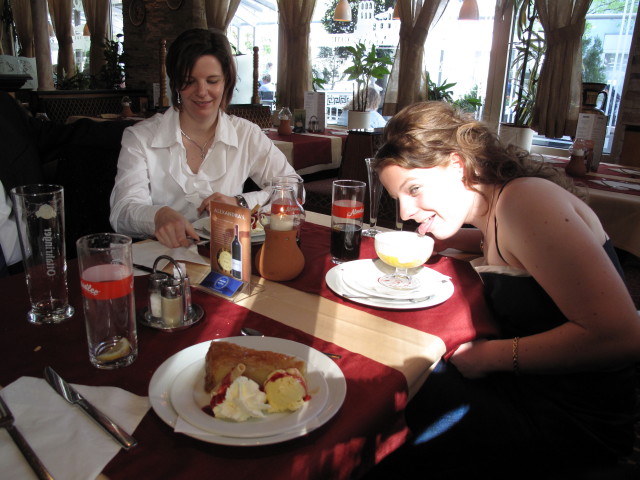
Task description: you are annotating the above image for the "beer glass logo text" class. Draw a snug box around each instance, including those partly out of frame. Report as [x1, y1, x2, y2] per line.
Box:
[43, 228, 56, 276]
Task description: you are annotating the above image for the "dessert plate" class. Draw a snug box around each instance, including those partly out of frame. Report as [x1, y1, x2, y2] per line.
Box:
[326, 259, 454, 310]
[170, 359, 328, 438]
[149, 337, 346, 446]
[341, 259, 448, 300]
[192, 217, 265, 243]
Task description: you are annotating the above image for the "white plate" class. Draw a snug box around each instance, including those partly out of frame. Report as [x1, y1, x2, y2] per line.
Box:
[192, 217, 265, 243]
[148, 337, 346, 446]
[326, 259, 454, 309]
[170, 358, 329, 438]
[341, 260, 447, 299]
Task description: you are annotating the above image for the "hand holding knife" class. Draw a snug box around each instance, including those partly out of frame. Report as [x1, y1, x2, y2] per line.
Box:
[43, 367, 137, 450]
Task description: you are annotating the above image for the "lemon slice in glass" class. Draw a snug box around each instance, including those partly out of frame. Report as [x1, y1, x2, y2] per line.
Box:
[96, 337, 132, 363]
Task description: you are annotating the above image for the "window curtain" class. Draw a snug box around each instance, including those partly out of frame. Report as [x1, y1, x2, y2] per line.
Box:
[82, 0, 109, 77]
[275, 0, 316, 110]
[532, 0, 591, 138]
[11, 0, 34, 57]
[47, 0, 75, 79]
[382, 0, 448, 115]
[203, 0, 240, 32]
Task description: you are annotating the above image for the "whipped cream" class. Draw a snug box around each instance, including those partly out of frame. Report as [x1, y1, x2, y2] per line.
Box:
[212, 376, 270, 422]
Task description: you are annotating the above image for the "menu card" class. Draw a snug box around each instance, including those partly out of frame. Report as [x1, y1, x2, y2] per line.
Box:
[201, 201, 251, 297]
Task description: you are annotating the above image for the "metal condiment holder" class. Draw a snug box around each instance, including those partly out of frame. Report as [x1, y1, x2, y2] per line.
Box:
[138, 255, 204, 332]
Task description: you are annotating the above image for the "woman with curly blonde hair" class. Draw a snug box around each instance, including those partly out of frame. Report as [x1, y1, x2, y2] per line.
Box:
[365, 101, 640, 478]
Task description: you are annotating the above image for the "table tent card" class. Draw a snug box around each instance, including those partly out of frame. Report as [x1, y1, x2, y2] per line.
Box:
[196, 201, 252, 299]
[304, 91, 326, 132]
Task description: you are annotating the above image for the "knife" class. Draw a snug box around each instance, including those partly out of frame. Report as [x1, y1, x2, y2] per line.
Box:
[43, 367, 137, 450]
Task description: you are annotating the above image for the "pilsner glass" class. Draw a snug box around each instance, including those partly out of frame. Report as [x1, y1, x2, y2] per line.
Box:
[363, 158, 383, 237]
[10, 184, 74, 324]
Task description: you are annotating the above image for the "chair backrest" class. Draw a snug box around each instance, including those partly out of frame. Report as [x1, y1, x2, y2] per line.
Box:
[227, 103, 272, 129]
[28, 89, 147, 124]
[259, 90, 274, 101]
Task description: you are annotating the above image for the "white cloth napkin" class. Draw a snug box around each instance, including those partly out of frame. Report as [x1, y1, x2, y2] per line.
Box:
[0, 377, 150, 480]
[132, 241, 209, 276]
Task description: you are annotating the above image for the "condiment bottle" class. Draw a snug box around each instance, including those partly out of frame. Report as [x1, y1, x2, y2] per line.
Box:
[278, 107, 292, 135]
[175, 262, 192, 317]
[566, 138, 587, 177]
[161, 278, 183, 328]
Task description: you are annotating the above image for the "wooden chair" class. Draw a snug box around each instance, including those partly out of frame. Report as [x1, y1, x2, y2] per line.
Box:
[303, 128, 400, 228]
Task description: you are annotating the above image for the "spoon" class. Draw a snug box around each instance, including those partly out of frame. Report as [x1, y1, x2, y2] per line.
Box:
[240, 327, 342, 360]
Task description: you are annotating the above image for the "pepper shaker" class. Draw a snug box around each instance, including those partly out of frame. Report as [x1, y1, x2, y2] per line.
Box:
[161, 278, 184, 328]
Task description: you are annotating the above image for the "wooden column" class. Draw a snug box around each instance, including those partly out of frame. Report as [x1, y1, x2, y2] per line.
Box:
[252, 46, 260, 105]
[159, 39, 169, 108]
[30, 0, 54, 90]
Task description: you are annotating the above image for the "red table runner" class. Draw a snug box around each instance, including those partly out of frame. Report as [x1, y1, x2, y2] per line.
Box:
[0, 261, 408, 480]
[283, 222, 500, 357]
[266, 131, 339, 170]
[543, 156, 640, 196]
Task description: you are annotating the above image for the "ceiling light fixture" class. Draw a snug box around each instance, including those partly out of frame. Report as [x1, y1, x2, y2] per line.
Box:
[458, 0, 479, 20]
[334, 0, 352, 22]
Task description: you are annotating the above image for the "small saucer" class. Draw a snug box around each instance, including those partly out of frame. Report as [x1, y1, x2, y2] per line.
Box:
[138, 304, 204, 332]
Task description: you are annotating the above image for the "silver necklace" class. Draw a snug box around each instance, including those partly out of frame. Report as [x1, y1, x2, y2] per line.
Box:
[180, 129, 215, 160]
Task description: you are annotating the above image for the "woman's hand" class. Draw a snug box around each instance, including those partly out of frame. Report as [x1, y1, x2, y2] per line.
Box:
[154, 206, 199, 248]
[197, 193, 237, 216]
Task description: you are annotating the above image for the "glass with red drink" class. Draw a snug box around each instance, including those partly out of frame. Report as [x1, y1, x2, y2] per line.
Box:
[330, 180, 366, 264]
[77, 233, 137, 369]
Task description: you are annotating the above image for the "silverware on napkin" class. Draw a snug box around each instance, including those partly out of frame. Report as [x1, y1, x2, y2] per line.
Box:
[342, 293, 434, 303]
[0, 394, 55, 480]
[43, 367, 137, 450]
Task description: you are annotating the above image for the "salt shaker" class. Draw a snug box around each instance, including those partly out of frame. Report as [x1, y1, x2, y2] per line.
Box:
[148, 272, 169, 320]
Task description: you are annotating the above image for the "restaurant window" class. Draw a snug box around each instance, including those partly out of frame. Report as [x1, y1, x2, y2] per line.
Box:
[309, 0, 399, 124]
[422, 0, 496, 119]
[47, 0, 123, 83]
[495, 0, 639, 156]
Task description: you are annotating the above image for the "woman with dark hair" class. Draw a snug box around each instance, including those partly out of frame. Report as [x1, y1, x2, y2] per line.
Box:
[365, 101, 640, 477]
[110, 28, 298, 248]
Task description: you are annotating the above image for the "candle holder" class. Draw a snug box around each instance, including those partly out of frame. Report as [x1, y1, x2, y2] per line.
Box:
[254, 185, 305, 281]
[138, 255, 204, 332]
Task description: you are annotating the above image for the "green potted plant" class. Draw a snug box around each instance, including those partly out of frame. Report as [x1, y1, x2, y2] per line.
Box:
[343, 42, 392, 129]
[498, 0, 545, 150]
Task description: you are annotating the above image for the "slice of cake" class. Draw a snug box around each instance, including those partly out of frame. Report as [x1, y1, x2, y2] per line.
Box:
[204, 341, 306, 394]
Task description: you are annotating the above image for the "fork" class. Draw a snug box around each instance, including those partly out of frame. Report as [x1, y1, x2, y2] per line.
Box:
[0, 394, 55, 480]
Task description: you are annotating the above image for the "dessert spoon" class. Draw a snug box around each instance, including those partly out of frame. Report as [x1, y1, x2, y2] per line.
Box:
[240, 327, 342, 359]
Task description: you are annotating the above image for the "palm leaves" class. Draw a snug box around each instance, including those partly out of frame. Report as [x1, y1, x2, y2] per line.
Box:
[510, 0, 545, 127]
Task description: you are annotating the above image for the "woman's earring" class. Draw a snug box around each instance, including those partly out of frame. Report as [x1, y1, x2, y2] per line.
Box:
[177, 92, 182, 105]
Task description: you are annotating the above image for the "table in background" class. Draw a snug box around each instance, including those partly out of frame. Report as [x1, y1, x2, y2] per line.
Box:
[265, 128, 346, 175]
[540, 155, 640, 258]
[0, 213, 497, 480]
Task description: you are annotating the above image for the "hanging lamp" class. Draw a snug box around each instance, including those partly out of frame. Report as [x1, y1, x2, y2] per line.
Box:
[334, 0, 352, 22]
[392, 2, 401, 20]
[458, 0, 479, 20]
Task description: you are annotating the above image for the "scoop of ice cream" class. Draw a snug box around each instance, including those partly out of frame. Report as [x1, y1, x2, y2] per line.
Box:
[264, 368, 309, 413]
[212, 376, 270, 422]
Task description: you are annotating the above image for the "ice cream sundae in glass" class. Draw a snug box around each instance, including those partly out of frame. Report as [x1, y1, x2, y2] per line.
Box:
[374, 231, 434, 290]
